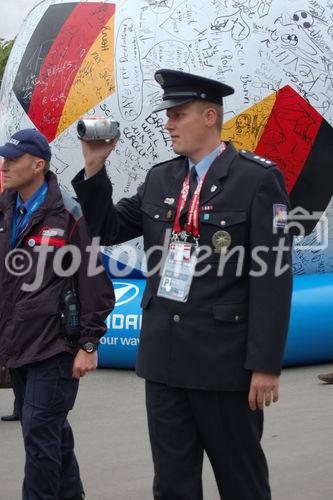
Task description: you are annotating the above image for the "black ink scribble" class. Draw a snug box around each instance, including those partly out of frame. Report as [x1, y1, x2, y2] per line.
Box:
[142, 40, 190, 73]
[147, 0, 174, 14]
[116, 18, 144, 122]
[160, 0, 210, 41]
[211, 11, 250, 41]
[52, 155, 70, 175]
[258, 0, 273, 19]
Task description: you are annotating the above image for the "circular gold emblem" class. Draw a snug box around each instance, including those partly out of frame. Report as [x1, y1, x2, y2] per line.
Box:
[212, 231, 232, 253]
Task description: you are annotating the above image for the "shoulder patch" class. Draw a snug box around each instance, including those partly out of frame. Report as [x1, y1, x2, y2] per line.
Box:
[61, 189, 82, 221]
[239, 150, 275, 168]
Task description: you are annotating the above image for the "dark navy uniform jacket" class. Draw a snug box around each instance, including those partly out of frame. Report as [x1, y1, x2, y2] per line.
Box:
[72, 142, 292, 391]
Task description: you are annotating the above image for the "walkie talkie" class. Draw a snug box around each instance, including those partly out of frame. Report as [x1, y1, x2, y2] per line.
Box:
[60, 279, 81, 341]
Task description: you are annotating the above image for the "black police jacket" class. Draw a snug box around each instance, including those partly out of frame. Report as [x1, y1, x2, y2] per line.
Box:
[73, 142, 293, 391]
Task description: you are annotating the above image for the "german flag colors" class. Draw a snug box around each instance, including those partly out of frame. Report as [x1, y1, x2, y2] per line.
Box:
[222, 86, 333, 232]
[13, 2, 116, 142]
[11, 5, 333, 235]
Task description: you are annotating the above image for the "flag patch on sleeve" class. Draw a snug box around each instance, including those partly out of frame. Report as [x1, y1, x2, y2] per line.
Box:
[273, 204, 288, 229]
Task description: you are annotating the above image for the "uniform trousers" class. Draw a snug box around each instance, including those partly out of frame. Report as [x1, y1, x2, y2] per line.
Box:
[146, 380, 271, 500]
[10, 353, 83, 500]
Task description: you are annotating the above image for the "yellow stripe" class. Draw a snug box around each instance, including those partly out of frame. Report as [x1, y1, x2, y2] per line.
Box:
[57, 15, 116, 137]
[221, 92, 277, 151]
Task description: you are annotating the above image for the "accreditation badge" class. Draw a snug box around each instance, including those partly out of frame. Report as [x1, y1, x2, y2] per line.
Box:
[157, 241, 197, 303]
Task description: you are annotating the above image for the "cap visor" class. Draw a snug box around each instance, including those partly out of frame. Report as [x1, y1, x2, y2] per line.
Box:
[153, 98, 194, 112]
[0, 144, 24, 159]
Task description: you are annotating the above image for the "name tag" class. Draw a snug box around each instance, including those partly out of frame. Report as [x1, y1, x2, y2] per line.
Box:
[157, 242, 197, 303]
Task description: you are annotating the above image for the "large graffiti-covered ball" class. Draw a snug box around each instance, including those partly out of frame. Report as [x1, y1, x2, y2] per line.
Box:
[1, 0, 333, 277]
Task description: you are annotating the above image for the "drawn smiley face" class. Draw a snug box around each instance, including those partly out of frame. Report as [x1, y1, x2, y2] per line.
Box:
[293, 11, 314, 30]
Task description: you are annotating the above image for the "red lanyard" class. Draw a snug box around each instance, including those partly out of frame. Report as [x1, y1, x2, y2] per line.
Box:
[172, 143, 226, 240]
[172, 173, 207, 239]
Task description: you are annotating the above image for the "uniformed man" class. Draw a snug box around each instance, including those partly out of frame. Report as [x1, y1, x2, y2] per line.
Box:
[72, 69, 293, 500]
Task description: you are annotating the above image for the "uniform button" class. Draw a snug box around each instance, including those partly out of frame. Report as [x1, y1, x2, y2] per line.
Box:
[154, 214, 160, 219]
[220, 220, 226, 226]
[254, 155, 259, 159]
[235, 315, 240, 321]
[260, 158, 265, 162]
[265, 160, 271, 164]
[173, 314, 181, 323]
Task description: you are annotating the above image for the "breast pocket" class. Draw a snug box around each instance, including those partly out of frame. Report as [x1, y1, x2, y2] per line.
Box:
[199, 210, 248, 262]
[141, 202, 176, 249]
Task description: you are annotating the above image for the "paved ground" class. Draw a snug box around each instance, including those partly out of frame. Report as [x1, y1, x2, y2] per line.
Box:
[1, 363, 333, 500]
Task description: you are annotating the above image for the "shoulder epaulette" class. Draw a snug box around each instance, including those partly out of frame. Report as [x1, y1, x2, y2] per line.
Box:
[239, 150, 275, 168]
[151, 155, 186, 170]
[61, 189, 82, 221]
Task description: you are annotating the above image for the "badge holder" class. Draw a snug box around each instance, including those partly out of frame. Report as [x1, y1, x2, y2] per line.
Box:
[157, 144, 226, 304]
[157, 237, 198, 303]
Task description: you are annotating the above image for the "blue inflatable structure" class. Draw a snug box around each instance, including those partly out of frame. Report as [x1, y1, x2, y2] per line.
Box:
[98, 271, 333, 369]
[284, 273, 333, 365]
[98, 279, 144, 369]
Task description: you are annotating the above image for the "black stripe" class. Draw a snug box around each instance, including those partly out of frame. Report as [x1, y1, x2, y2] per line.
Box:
[13, 3, 78, 113]
[290, 118, 333, 235]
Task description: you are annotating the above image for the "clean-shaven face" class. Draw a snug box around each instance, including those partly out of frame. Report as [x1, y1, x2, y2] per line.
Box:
[165, 101, 210, 160]
[1, 153, 37, 192]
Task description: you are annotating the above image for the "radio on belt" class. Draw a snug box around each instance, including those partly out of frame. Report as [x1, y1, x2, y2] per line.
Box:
[61, 288, 81, 340]
[77, 118, 120, 141]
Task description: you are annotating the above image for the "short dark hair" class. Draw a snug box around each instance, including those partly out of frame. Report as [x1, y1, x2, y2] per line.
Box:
[43, 160, 50, 174]
[196, 100, 224, 131]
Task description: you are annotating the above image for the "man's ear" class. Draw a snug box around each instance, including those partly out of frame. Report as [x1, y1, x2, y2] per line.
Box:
[204, 107, 218, 128]
[33, 158, 45, 175]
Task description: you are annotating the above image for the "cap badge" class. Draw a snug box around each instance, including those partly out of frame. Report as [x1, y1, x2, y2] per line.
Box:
[155, 73, 164, 85]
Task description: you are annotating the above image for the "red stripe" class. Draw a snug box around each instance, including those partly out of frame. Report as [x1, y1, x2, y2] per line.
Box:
[28, 2, 116, 142]
[254, 86, 322, 193]
[27, 236, 65, 247]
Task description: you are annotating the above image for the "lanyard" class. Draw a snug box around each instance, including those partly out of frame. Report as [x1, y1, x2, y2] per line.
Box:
[11, 183, 48, 247]
[172, 173, 207, 240]
[172, 143, 226, 242]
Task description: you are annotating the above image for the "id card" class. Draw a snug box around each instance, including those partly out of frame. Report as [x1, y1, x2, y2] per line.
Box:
[157, 242, 197, 303]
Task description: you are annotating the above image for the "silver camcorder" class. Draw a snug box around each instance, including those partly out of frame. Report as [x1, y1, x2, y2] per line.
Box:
[77, 118, 120, 141]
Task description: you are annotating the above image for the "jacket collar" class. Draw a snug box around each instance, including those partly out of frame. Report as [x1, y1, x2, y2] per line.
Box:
[0, 171, 63, 215]
[199, 142, 237, 205]
[166, 156, 188, 205]
[177, 142, 237, 217]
